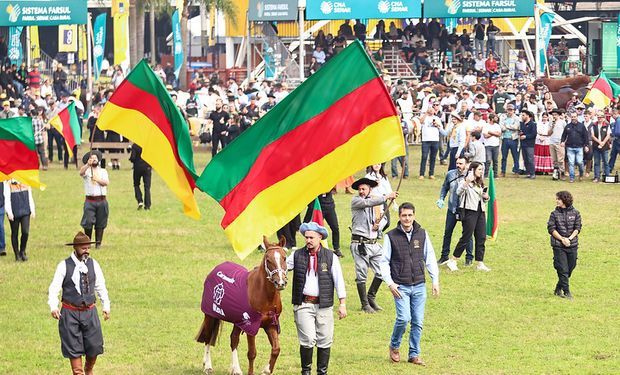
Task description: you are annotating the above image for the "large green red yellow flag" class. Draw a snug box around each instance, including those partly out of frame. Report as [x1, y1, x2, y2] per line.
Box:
[49, 101, 81, 158]
[583, 72, 620, 109]
[97, 60, 200, 219]
[0, 117, 45, 190]
[197, 41, 405, 258]
[486, 168, 498, 240]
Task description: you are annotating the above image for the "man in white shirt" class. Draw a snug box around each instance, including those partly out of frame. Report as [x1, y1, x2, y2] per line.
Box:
[483, 113, 502, 177]
[549, 109, 567, 180]
[287, 222, 347, 375]
[312, 46, 326, 65]
[48, 231, 110, 375]
[396, 91, 414, 123]
[419, 107, 447, 179]
[79, 151, 109, 249]
[474, 53, 486, 75]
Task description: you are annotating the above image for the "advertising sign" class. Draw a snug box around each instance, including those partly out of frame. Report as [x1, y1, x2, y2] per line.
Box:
[307, 0, 422, 20]
[539, 12, 555, 73]
[8, 26, 22, 66]
[58, 24, 77, 52]
[172, 10, 183, 80]
[93, 13, 107, 81]
[424, 0, 534, 19]
[249, 0, 298, 21]
[0, 0, 87, 26]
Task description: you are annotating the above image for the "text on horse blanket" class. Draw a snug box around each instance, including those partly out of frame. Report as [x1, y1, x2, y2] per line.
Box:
[201, 262, 265, 336]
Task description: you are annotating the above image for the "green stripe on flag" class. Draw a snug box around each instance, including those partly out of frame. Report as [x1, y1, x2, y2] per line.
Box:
[0, 117, 35, 150]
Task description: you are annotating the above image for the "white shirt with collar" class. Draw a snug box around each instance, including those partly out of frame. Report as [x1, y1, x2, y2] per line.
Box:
[286, 248, 347, 300]
[48, 252, 110, 312]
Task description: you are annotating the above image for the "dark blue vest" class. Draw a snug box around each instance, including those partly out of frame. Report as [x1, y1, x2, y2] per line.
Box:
[291, 247, 334, 308]
[61, 257, 97, 306]
[387, 222, 426, 286]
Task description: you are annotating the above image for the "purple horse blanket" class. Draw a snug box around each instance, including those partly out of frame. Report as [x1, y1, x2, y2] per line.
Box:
[201, 262, 264, 336]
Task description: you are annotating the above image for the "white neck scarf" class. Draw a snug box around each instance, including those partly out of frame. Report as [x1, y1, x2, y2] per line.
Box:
[70, 252, 89, 295]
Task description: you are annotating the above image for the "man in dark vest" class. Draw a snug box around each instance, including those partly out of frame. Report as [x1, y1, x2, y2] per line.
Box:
[286, 222, 347, 375]
[380, 202, 439, 366]
[48, 231, 111, 375]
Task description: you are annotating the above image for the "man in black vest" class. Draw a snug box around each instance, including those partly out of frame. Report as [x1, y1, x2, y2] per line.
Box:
[380, 202, 439, 366]
[48, 232, 111, 375]
[286, 222, 347, 375]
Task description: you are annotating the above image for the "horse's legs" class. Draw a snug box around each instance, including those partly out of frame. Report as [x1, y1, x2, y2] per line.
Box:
[261, 326, 281, 375]
[229, 326, 243, 375]
[246, 334, 257, 375]
[203, 345, 214, 375]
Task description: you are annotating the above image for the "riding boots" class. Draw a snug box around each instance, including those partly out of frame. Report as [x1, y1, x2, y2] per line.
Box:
[316, 347, 331, 375]
[366, 276, 383, 311]
[300, 346, 313, 375]
[356, 282, 375, 313]
[69, 357, 84, 375]
[95, 228, 104, 249]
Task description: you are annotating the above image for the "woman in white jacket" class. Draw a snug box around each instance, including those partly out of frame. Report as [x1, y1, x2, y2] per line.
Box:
[3, 179, 35, 261]
[445, 161, 491, 272]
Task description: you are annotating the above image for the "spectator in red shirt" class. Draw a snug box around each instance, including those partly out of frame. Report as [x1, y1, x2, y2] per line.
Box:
[27, 63, 41, 92]
[485, 54, 498, 79]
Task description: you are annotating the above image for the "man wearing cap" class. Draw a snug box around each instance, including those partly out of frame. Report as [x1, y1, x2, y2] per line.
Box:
[520, 110, 537, 179]
[48, 231, 110, 375]
[79, 151, 109, 248]
[350, 177, 398, 313]
[0, 100, 14, 118]
[261, 93, 277, 112]
[286, 222, 347, 375]
[381, 202, 439, 366]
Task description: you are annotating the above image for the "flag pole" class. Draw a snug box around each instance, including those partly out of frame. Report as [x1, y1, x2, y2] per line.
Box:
[375, 156, 405, 227]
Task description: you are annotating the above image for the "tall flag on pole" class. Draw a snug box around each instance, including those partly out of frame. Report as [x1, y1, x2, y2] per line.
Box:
[486, 168, 498, 240]
[311, 198, 329, 248]
[0, 117, 45, 190]
[96, 60, 201, 219]
[30, 26, 40, 59]
[49, 101, 81, 158]
[112, 0, 129, 66]
[197, 41, 405, 258]
[583, 72, 620, 110]
[93, 13, 107, 81]
[172, 10, 183, 80]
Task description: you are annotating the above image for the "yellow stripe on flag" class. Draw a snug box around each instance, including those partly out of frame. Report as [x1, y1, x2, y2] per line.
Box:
[98, 102, 200, 219]
[583, 88, 611, 110]
[224, 116, 403, 259]
[29, 26, 40, 59]
[0, 170, 46, 190]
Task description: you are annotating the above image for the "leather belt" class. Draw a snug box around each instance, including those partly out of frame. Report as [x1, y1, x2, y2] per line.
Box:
[86, 196, 106, 202]
[351, 235, 377, 245]
[303, 295, 320, 304]
[62, 301, 96, 311]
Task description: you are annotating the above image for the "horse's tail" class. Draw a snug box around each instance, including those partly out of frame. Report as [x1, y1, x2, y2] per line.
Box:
[195, 314, 222, 346]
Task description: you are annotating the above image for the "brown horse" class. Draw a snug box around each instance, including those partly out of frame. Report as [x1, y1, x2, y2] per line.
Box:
[196, 237, 288, 375]
[533, 75, 591, 92]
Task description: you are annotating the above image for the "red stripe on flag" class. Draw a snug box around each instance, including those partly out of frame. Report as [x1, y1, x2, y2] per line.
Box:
[219, 77, 395, 227]
[58, 109, 76, 149]
[0, 139, 39, 174]
[107, 80, 195, 189]
[592, 77, 613, 99]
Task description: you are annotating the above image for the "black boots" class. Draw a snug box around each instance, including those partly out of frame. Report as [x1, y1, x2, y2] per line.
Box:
[356, 282, 375, 313]
[366, 276, 383, 311]
[316, 347, 330, 375]
[300, 346, 313, 375]
[95, 228, 104, 249]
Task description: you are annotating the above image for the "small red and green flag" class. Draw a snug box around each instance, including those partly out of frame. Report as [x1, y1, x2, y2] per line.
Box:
[311, 197, 329, 248]
[486, 168, 498, 240]
[583, 72, 620, 109]
[197, 41, 405, 258]
[49, 101, 81, 158]
[96, 60, 200, 219]
[0, 117, 45, 190]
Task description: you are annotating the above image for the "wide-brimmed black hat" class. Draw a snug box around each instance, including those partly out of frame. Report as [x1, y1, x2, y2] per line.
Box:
[352, 177, 378, 190]
[65, 231, 96, 246]
[82, 150, 103, 165]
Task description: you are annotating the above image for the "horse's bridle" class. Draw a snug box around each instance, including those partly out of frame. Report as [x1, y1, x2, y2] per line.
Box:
[264, 247, 287, 285]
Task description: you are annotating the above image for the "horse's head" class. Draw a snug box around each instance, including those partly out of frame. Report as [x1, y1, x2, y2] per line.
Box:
[262, 236, 288, 291]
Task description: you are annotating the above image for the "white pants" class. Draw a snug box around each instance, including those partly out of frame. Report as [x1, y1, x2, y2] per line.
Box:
[293, 303, 334, 348]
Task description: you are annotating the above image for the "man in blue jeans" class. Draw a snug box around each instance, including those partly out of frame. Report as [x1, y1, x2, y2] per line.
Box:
[419, 106, 447, 179]
[609, 108, 620, 172]
[380, 202, 439, 366]
[519, 110, 537, 179]
[499, 104, 520, 176]
[436, 156, 473, 265]
[562, 111, 589, 182]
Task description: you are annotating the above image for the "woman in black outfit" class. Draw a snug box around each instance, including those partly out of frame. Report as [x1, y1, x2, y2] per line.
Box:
[547, 191, 582, 300]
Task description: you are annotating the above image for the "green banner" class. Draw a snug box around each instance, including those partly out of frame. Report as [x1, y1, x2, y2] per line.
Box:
[0, 0, 87, 26]
[424, 0, 534, 18]
[602, 22, 617, 74]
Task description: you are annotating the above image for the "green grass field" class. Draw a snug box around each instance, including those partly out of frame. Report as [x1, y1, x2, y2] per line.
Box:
[1, 146, 619, 374]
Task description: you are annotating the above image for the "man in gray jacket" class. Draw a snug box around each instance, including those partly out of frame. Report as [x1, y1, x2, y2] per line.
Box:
[350, 177, 398, 313]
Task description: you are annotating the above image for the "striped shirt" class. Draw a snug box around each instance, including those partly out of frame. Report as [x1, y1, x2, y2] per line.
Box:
[32, 117, 45, 145]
